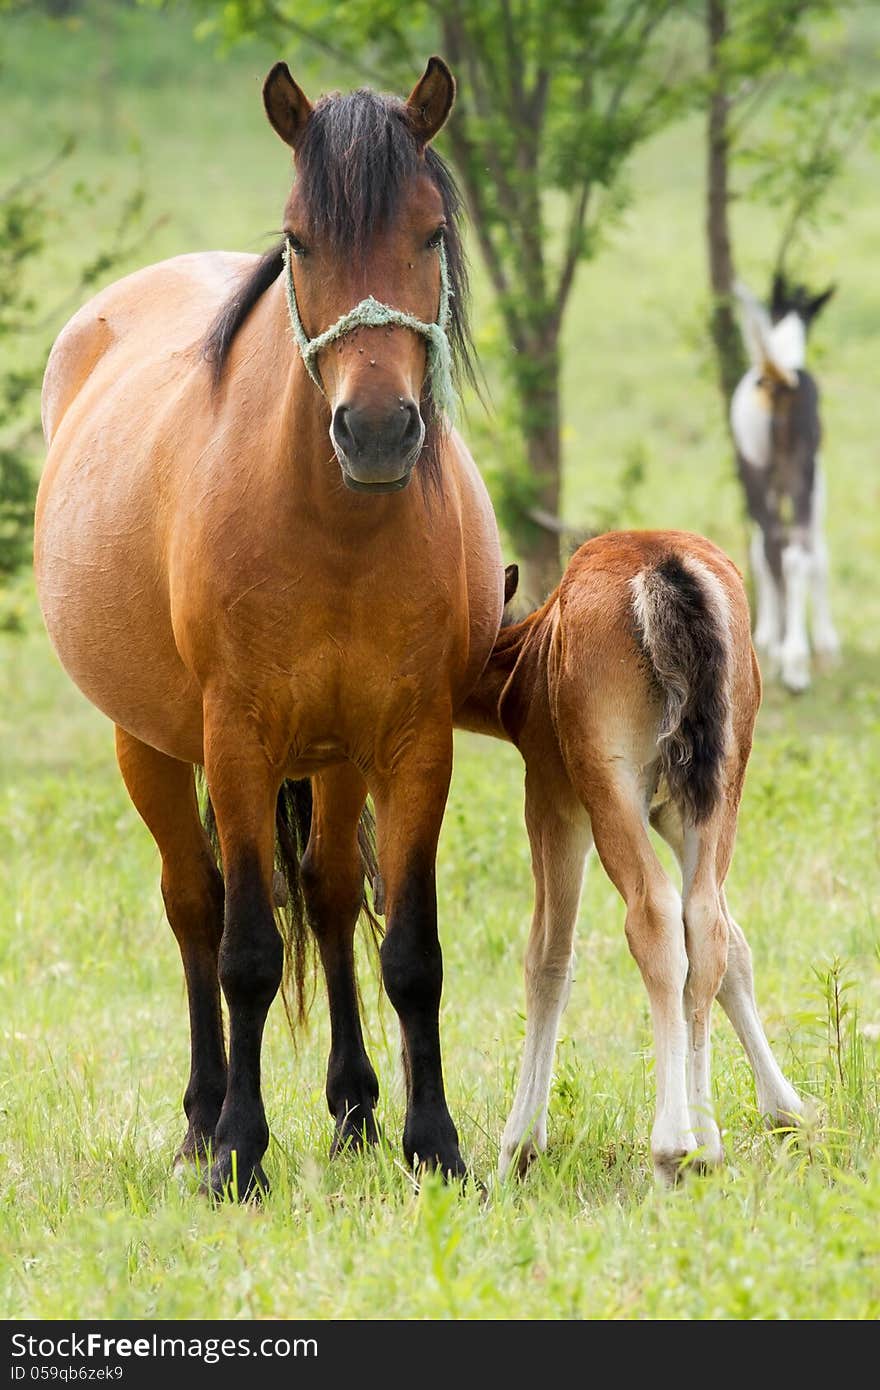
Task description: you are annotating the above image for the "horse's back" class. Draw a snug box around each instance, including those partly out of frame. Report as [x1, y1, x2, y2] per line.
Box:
[551, 530, 754, 770]
[41, 251, 255, 443]
[559, 530, 745, 615]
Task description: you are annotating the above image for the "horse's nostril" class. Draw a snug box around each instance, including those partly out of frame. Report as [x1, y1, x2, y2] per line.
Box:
[332, 400, 422, 464]
[331, 404, 354, 456]
[400, 402, 422, 454]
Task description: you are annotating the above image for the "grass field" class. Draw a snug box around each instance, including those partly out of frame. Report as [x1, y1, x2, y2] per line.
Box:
[1, 3, 879, 1320]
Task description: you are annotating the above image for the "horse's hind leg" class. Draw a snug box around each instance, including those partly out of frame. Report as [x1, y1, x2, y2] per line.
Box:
[499, 766, 591, 1179]
[809, 471, 840, 666]
[585, 774, 701, 1185]
[750, 528, 782, 662]
[651, 799, 804, 1130]
[115, 728, 226, 1164]
[645, 797, 726, 1166]
[717, 895, 805, 1127]
[302, 764, 379, 1156]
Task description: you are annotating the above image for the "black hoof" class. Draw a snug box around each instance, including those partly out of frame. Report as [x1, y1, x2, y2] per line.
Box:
[329, 1105, 381, 1159]
[404, 1111, 468, 1182]
[202, 1148, 269, 1203]
[173, 1125, 216, 1170]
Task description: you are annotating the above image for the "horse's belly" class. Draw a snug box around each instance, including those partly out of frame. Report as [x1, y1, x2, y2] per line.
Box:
[38, 575, 205, 761]
[35, 464, 205, 763]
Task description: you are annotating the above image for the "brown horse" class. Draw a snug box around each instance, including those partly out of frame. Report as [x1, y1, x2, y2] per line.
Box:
[35, 58, 504, 1196]
[458, 532, 805, 1183]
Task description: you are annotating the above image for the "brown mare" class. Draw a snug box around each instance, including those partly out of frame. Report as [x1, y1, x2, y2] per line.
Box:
[458, 532, 805, 1183]
[35, 59, 504, 1197]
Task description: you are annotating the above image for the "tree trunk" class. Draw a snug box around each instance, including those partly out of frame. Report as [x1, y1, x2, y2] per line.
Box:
[514, 333, 563, 605]
[706, 0, 746, 411]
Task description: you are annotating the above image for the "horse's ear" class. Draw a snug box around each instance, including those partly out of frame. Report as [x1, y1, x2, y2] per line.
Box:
[263, 62, 313, 151]
[406, 56, 455, 146]
[770, 271, 788, 318]
[503, 564, 519, 606]
[806, 285, 836, 321]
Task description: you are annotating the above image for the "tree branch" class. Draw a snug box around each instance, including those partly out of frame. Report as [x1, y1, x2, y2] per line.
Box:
[727, 73, 782, 144]
[262, 1, 389, 85]
[443, 5, 523, 229]
[552, 182, 591, 326]
[771, 90, 872, 273]
[598, 0, 652, 62]
[442, 7, 544, 308]
[706, 0, 747, 409]
[602, 0, 677, 127]
[498, 0, 525, 110]
[444, 127, 532, 355]
[17, 214, 169, 334]
[550, 4, 674, 326]
[1, 138, 75, 205]
[526, 66, 550, 129]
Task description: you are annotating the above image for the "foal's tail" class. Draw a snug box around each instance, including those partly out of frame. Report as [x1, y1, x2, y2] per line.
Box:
[197, 774, 381, 1034]
[630, 554, 731, 825]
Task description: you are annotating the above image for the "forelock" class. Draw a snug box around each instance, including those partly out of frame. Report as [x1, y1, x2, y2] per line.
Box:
[294, 90, 422, 255]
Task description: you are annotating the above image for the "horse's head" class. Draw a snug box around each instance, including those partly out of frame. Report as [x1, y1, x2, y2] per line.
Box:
[263, 58, 469, 494]
[770, 273, 836, 326]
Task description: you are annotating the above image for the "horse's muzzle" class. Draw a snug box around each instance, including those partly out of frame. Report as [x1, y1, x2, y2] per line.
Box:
[331, 400, 424, 492]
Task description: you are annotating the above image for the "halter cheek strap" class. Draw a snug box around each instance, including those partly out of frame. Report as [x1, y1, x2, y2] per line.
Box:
[282, 240, 456, 420]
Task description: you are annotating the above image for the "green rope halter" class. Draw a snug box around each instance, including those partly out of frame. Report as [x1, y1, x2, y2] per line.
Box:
[282, 239, 456, 420]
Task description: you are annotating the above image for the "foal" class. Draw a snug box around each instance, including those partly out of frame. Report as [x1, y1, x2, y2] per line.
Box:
[731, 274, 838, 691]
[458, 532, 805, 1183]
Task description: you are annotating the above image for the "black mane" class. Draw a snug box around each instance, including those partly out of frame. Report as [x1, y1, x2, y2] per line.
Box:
[203, 88, 475, 415]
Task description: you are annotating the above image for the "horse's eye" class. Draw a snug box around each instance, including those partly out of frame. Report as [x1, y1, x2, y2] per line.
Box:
[286, 232, 308, 258]
[425, 226, 445, 250]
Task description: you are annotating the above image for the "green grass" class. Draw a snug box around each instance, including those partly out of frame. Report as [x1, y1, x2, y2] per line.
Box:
[1, 3, 879, 1320]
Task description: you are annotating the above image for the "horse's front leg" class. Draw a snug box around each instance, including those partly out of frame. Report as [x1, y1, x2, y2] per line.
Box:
[372, 728, 465, 1179]
[115, 727, 227, 1165]
[203, 718, 282, 1199]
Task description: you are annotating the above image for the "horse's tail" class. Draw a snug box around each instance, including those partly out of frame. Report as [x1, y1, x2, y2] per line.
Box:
[630, 554, 732, 826]
[196, 773, 381, 1034]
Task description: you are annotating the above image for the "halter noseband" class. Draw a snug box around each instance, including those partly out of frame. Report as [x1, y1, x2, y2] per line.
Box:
[282, 239, 456, 420]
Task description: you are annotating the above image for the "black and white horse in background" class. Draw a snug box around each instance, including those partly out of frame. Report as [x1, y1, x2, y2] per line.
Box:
[731, 275, 838, 692]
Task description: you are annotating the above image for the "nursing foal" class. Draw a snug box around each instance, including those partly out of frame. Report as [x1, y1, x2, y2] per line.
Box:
[459, 532, 805, 1183]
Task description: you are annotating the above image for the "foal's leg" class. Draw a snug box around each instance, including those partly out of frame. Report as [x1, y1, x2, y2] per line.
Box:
[750, 528, 782, 661]
[499, 767, 592, 1179]
[115, 728, 227, 1162]
[809, 535, 840, 666]
[302, 764, 379, 1155]
[649, 800, 725, 1166]
[780, 540, 812, 692]
[587, 775, 699, 1185]
[680, 824, 728, 1166]
[717, 893, 805, 1127]
[203, 720, 282, 1198]
[809, 469, 840, 666]
[651, 800, 804, 1130]
[372, 729, 465, 1178]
